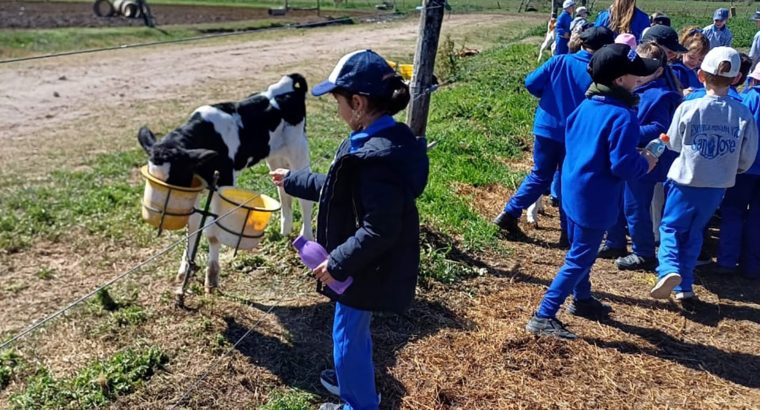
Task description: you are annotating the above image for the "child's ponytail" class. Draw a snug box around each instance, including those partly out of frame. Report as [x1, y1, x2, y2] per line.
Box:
[385, 75, 411, 116]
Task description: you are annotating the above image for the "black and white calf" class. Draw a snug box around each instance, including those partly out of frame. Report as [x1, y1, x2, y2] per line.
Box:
[138, 73, 313, 293]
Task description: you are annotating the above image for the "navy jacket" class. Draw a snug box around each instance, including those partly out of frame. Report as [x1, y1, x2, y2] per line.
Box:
[671, 61, 702, 91]
[526, 50, 593, 142]
[562, 93, 650, 229]
[635, 78, 682, 182]
[283, 122, 429, 313]
[595, 7, 650, 41]
[741, 86, 760, 175]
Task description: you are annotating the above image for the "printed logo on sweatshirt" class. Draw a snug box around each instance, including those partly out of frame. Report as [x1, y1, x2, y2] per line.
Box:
[692, 132, 738, 159]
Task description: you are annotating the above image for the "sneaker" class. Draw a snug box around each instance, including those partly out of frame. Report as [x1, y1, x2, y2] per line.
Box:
[650, 273, 681, 299]
[525, 314, 577, 340]
[597, 244, 627, 259]
[674, 291, 695, 300]
[558, 232, 570, 249]
[695, 249, 712, 266]
[567, 296, 612, 319]
[615, 254, 657, 271]
[494, 211, 527, 240]
[319, 403, 343, 410]
[675, 292, 698, 312]
[550, 196, 560, 207]
[320, 369, 339, 397]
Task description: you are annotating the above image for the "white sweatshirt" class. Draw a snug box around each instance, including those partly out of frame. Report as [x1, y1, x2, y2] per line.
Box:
[666, 94, 759, 188]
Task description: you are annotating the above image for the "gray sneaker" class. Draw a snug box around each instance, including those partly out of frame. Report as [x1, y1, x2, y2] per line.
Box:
[320, 369, 340, 397]
[615, 254, 657, 271]
[526, 314, 577, 340]
[319, 403, 343, 410]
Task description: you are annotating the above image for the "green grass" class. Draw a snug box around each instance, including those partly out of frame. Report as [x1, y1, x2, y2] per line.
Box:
[259, 388, 317, 410]
[0, 350, 26, 391]
[9, 347, 168, 410]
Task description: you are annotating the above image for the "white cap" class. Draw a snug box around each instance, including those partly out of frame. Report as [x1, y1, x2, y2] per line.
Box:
[749, 64, 760, 82]
[576, 6, 588, 15]
[701, 46, 740, 78]
[563, 0, 576, 9]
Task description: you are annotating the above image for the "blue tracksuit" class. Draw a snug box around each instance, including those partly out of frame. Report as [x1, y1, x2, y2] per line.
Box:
[671, 61, 703, 91]
[595, 7, 650, 41]
[537, 90, 649, 318]
[718, 86, 760, 277]
[503, 50, 593, 234]
[555, 10, 572, 55]
[605, 79, 682, 255]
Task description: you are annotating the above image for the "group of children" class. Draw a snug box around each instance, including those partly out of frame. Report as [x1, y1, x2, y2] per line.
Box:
[495, 5, 760, 340]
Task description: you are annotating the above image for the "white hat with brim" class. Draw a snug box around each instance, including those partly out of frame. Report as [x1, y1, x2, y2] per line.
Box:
[701, 46, 740, 78]
[563, 0, 576, 9]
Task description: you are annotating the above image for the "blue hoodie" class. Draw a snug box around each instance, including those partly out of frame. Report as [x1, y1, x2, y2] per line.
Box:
[562, 91, 650, 229]
[741, 86, 760, 175]
[685, 86, 742, 102]
[525, 50, 593, 143]
[555, 10, 572, 55]
[635, 78, 682, 182]
[595, 7, 650, 41]
[671, 61, 703, 90]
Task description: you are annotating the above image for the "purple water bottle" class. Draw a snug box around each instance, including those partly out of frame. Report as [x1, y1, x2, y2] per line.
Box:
[292, 235, 353, 294]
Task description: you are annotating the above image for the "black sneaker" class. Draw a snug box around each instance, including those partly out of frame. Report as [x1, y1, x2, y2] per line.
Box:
[695, 248, 712, 266]
[494, 211, 527, 240]
[567, 296, 612, 319]
[615, 254, 657, 271]
[597, 244, 627, 259]
[710, 263, 737, 275]
[550, 196, 560, 207]
[525, 314, 577, 340]
[558, 232, 570, 249]
[320, 369, 340, 397]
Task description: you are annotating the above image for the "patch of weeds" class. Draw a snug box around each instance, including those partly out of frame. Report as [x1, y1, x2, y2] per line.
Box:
[211, 333, 231, 355]
[419, 244, 486, 285]
[35, 267, 56, 280]
[110, 305, 147, 327]
[435, 34, 461, 83]
[3, 282, 29, 294]
[231, 253, 268, 273]
[259, 388, 317, 410]
[10, 346, 168, 410]
[0, 349, 26, 390]
[92, 288, 119, 312]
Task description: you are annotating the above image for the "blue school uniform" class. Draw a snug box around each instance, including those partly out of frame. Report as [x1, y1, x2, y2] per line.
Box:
[595, 7, 650, 41]
[685, 86, 742, 102]
[671, 61, 703, 90]
[502, 50, 593, 233]
[605, 79, 682, 254]
[284, 116, 428, 410]
[555, 10, 572, 55]
[718, 86, 760, 277]
[537, 90, 649, 319]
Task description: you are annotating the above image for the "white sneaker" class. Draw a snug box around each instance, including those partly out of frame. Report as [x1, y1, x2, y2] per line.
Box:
[650, 273, 681, 299]
[675, 291, 695, 300]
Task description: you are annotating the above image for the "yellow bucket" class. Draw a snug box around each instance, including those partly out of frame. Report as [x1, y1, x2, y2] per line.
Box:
[214, 187, 280, 250]
[140, 165, 205, 231]
[386, 60, 414, 81]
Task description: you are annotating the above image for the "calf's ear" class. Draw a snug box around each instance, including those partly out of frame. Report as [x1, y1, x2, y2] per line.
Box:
[138, 127, 156, 153]
[185, 149, 218, 166]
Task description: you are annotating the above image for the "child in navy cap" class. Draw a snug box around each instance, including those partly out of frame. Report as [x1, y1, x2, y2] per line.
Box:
[650, 47, 758, 303]
[494, 26, 615, 245]
[270, 49, 429, 410]
[526, 43, 659, 339]
[703, 8, 733, 49]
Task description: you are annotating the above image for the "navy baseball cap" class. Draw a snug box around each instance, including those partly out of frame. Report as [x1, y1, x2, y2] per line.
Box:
[713, 8, 729, 21]
[312, 49, 397, 97]
[589, 43, 661, 85]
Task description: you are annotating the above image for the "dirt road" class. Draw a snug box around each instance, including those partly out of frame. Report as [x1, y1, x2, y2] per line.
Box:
[0, 13, 537, 175]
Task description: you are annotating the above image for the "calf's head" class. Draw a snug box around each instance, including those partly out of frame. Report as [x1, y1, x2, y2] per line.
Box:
[138, 127, 217, 187]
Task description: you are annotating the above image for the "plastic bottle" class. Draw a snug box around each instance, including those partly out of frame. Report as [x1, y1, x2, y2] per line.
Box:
[292, 235, 353, 294]
[645, 133, 670, 158]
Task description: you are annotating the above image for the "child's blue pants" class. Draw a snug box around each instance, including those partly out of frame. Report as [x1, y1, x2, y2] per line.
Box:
[537, 217, 603, 318]
[333, 302, 379, 410]
[604, 179, 658, 258]
[717, 173, 760, 276]
[504, 135, 567, 234]
[656, 182, 725, 293]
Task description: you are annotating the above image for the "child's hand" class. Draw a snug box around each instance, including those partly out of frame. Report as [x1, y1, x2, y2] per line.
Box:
[313, 260, 336, 287]
[269, 168, 289, 187]
[642, 151, 659, 173]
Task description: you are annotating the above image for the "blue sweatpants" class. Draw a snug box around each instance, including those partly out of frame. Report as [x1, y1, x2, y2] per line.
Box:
[717, 173, 760, 277]
[536, 217, 602, 318]
[550, 168, 560, 199]
[623, 179, 658, 259]
[333, 302, 379, 410]
[656, 182, 726, 293]
[504, 135, 567, 234]
[604, 193, 627, 250]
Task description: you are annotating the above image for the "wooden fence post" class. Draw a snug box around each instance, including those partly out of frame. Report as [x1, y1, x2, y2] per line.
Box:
[406, 0, 446, 138]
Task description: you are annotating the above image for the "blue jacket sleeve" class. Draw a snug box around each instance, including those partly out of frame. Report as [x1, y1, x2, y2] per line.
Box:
[525, 58, 555, 98]
[595, 11, 609, 28]
[282, 168, 326, 202]
[609, 121, 649, 180]
[639, 94, 680, 145]
[327, 162, 404, 281]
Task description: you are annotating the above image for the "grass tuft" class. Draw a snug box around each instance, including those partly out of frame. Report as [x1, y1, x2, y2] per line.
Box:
[259, 388, 317, 410]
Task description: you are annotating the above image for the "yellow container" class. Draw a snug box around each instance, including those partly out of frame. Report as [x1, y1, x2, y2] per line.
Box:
[386, 60, 414, 81]
[214, 187, 280, 250]
[140, 165, 205, 231]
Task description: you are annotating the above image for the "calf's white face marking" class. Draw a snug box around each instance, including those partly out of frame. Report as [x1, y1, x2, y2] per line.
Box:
[194, 105, 244, 162]
[148, 162, 171, 181]
[262, 76, 295, 109]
